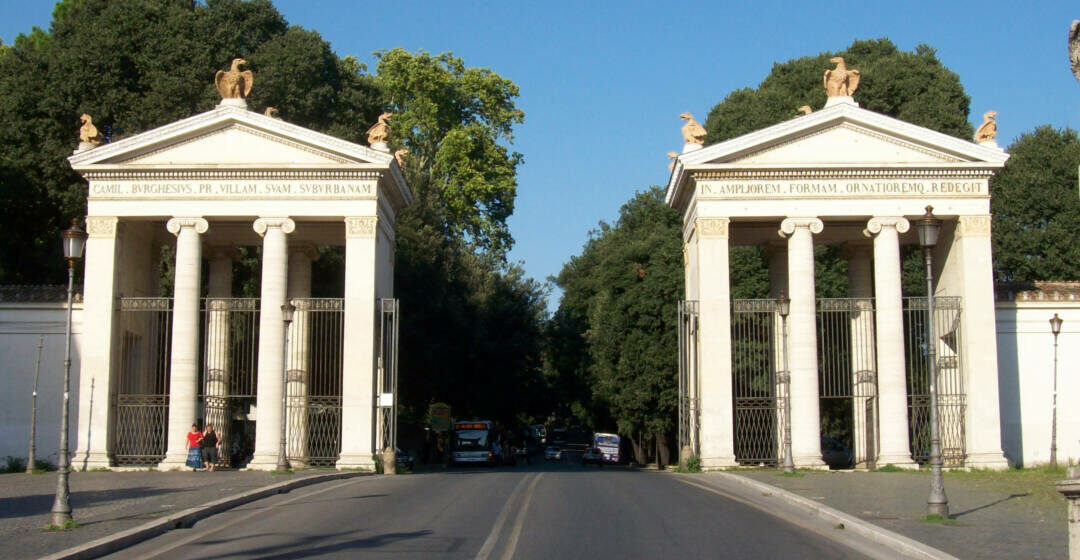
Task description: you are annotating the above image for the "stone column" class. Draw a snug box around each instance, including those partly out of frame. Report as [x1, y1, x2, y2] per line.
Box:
[953, 216, 1008, 468]
[866, 218, 917, 468]
[696, 217, 737, 468]
[765, 242, 789, 464]
[337, 217, 378, 470]
[74, 216, 121, 470]
[246, 218, 295, 470]
[778, 218, 826, 468]
[286, 243, 318, 465]
[159, 218, 209, 469]
[203, 246, 236, 462]
[842, 241, 877, 467]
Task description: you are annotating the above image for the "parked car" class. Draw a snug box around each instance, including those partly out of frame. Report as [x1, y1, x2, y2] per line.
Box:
[581, 447, 604, 466]
[820, 437, 854, 469]
[395, 447, 414, 471]
[544, 446, 562, 461]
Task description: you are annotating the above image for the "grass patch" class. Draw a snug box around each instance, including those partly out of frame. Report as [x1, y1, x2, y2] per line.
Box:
[43, 519, 79, 531]
[675, 455, 702, 473]
[780, 470, 806, 478]
[920, 514, 955, 525]
[269, 469, 294, 475]
[875, 464, 905, 473]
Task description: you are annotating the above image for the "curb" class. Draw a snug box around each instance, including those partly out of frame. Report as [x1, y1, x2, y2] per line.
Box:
[38, 471, 372, 560]
[697, 472, 959, 560]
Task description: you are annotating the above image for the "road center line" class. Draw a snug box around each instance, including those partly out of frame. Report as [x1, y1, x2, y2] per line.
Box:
[475, 473, 534, 560]
[499, 472, 544, 560]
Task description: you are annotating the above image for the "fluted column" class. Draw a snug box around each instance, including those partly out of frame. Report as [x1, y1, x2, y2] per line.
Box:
[286, 243, 318, 465]
[866, 217, 916, 468]
[843, 241, 877, 467]
[696, 217, 737, 468]
[246, 217, 295, 470]
[160, 217, 209, 469]
[778, 218, 826, 468]
[337, 217, 378, 470]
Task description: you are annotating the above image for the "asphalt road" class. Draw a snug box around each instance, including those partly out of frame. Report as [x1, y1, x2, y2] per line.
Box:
[103, 458, 869, 559]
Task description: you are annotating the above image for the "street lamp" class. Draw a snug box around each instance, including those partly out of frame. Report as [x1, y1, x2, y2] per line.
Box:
[777, 291, 794, 474]
[52, 219, 86, 527]
[277, 302, 295, 472]
[1050, 313, 1063, 468]
[916, 205, 948, 518]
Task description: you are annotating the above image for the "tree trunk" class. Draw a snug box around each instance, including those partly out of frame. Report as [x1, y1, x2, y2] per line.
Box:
[631, 432, 647, 465]
[657, 432, 671, 468]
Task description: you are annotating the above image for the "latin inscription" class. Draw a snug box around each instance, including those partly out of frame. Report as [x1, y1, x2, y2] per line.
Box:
[89, 180, 375, 199]
[700, 179, 985, 198]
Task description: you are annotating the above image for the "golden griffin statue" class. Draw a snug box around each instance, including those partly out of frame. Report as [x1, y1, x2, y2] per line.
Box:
[824, 57, 860, 97]
[215, 58, 254, 100]
[680, 113, 706, 145]
[367, 112, 393, 146]
[974, 111, 997, 144]
[1070, 20, 1080, 84]
[79, 114, 103, 146]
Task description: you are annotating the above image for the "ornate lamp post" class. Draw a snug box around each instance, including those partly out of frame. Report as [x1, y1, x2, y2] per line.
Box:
[52, 220, 87, 526]
[916, 206, 948, 517]
[1050, 313, 1063, 468]
[777, 292, 794, 474]
[277, 302, 295, 472]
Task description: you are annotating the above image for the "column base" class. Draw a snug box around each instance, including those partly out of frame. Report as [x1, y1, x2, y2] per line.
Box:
[244, 452, 287, 471]
[72, 450, 113, 471]
[875, 453, 918, 469]
[336, 452, 376, 471]
[700, 455, 738, 470]
[964, 451, 1010, 470]
[794, 455, 829, 470]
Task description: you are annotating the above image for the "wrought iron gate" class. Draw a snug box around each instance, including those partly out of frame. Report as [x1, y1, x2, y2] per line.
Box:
[376, 299, 399, 455]
[199, 298, 259, 468]
[285, 298, 343, 466]
[903, 296, 965, 466]
[114, 297, 172, 465]
[816, 298, 878, 467]
[677, 301, 700, 458]
[731, 299, 779, 464]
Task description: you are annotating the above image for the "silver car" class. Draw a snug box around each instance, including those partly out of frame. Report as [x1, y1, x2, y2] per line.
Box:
[544, 446, 562, 460]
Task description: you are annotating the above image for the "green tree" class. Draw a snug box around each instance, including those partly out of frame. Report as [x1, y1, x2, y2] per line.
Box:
[990, 126, 1080, 282]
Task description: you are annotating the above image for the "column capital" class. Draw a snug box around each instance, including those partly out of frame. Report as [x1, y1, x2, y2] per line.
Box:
[253, 217, 296, 236]
[696, 217, 729, 238]
[864, 216, 910, 238]
[85, 216, 119, 238]
[956, 215, 992, 237]
[166, 217, 209, 236]
[778, 217, 823, 238]
[289, 242, 321, 262]
[345, 216, 378, 238]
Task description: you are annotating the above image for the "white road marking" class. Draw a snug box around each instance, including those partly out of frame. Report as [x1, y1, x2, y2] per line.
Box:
[475, 473, 534, 560]
[500, 472, 544, 560]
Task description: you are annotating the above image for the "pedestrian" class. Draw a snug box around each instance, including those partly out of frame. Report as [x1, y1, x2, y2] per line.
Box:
[201, 424, 220, 471]
[186, 423, 204, 471]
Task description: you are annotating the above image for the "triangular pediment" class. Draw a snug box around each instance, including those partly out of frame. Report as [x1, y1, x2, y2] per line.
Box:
[728, 122, 964, 164]
[69, 104, 394, 169]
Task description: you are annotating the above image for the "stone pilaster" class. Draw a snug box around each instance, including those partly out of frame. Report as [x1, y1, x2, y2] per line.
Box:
[246, 218, 295, 470]
[866, 217, 916, 468]
[695, 217, 737, 469]
[159, 217, 209, 469]
[337, 217, 378, 470]
[74, 216, 120, 470]
[778, 217, 826, 468]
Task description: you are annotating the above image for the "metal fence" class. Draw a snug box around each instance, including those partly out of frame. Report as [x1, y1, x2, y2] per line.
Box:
[286, 298, 344, 466]
[903, 296, 965, 466]
[677, 300, 700, 458]
[731, 299, 779, 465]
[199, 298, 260, 468]
[114, 297, 172, 465]
[816, 298, 878, 467]
[376, 299, 399, 456]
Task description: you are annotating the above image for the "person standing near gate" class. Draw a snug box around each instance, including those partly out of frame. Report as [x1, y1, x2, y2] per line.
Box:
[185, 423, 204, 471]
[201, 425, 220, 471]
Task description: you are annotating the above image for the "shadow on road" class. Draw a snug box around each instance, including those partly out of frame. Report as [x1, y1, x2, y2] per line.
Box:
[1, 487, 191, 519]
[199, 529, 439, 558]
[950, 493, 1029, 518]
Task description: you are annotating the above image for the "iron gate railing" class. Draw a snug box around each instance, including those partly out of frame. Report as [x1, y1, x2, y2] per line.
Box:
[731, 299, 779, 464]
[816, 298, 878, 467]
[904, 296, 965, 466]
[114, 297, 172, 465]
[286, 298, 344, 466]
[376, 299, 399, 456]
[678, 300, 700, 458]
[199, 298, 259, 468]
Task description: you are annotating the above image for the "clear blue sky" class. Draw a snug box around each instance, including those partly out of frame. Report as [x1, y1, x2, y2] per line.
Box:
[3, 1, 1078, 311]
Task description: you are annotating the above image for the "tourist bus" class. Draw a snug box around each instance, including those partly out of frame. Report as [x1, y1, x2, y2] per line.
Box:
[593, 432, 621, 464]
[450, 420, 496, 466]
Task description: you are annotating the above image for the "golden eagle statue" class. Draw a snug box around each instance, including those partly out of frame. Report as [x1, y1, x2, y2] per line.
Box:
[680, 113, 706, 145]
[79, 114, 103, 146]
[1070, 20, 1080, 84]
[367, 112, 393, 146]
[215, 58, 254, 100]
[824, 57, 860, 97]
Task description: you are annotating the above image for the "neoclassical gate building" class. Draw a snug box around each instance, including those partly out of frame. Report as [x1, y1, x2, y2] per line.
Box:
[68, 97, 410, 471]
[669, 93, 1010, 470]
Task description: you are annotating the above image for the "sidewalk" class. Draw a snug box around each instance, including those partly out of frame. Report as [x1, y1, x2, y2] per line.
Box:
[1, 469, 349, 560]
[730, 469, 1067, 560]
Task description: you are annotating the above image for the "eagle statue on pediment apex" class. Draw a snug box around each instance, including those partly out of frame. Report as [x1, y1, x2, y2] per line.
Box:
[215, 58, 254, 100]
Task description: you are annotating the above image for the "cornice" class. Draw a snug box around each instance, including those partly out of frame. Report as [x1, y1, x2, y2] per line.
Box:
[82, 169, 385, 181]
[690, 167, 996, 181]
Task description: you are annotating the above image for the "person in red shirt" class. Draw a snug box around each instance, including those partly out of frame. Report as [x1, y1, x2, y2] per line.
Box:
[185, 423, 204, 471]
